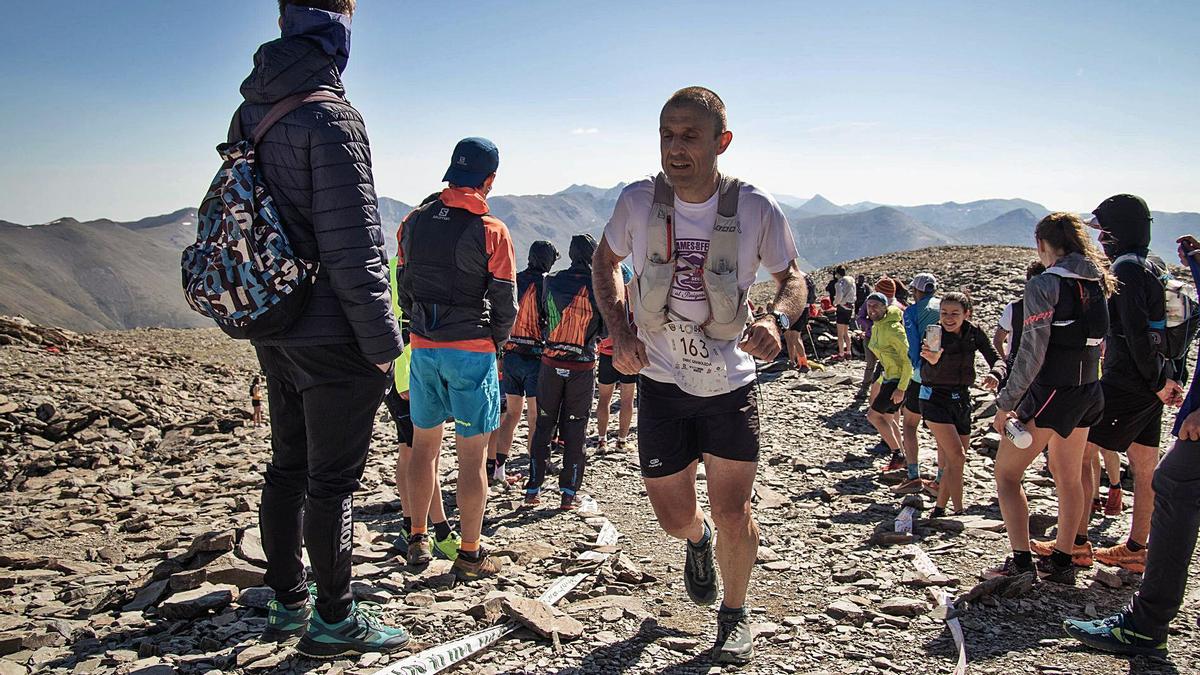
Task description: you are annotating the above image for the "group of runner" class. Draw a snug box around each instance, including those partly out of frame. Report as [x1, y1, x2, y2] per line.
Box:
[243, 1, 1199, 664]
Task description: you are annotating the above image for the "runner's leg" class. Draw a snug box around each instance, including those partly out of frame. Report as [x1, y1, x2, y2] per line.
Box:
[455, 431, 489, 546]
[704, 455, 758, 610]
[644, 460, 705, 542]
[493, 393, 525, 460]
[407, 426, 444, 533]
[1047, 427, 1091, 555]
[901, 409, 921, 473]
[617, 381, 636, 440]
[928, 422, 961, 510]
[995, 423, 1056, 554]
[597, 383, 615, 447]
[1127, 442, 1159, 545]
[525, 397, 538, 456]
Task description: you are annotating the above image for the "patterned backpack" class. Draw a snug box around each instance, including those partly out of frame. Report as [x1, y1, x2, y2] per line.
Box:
[181, 91, 342, 339]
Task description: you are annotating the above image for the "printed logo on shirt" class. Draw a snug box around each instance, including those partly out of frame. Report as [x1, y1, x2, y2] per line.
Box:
[671, 238, 709, 301]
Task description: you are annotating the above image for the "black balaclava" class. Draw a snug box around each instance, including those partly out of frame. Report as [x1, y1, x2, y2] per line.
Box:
[1093, 194, 1152, 261]
[282, 5, 352, 74]
[568, 234, 598, 268]
[527, 240, 559, 274]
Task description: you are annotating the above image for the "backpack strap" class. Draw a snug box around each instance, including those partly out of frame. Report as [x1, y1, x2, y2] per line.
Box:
[648, 173, 675, 264]
[706, 175, 741, 275]
[250, 91, 348, 145]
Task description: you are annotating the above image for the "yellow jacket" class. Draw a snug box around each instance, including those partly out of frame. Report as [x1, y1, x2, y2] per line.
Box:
[868, 305, 913, 391]
[389, 257, 412, 393]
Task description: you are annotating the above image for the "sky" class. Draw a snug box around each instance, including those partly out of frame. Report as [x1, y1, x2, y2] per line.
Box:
[1, 0, 1198, 224]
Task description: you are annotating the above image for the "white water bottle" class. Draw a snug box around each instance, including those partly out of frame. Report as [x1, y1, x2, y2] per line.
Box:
[1005, 418, 1033, 449]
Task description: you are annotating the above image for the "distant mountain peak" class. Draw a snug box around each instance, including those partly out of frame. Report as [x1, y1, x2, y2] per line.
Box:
[798, 194, 846, 216]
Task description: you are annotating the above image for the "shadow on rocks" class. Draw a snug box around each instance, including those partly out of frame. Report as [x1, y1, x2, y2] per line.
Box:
[552, 618, 695, 674]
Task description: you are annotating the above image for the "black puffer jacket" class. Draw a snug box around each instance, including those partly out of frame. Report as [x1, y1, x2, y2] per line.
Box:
[227, 35, 402, 363]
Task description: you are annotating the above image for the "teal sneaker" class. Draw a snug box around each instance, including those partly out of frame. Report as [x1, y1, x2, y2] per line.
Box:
[297, 602, 410, 659]
[433, 531, 461, 561]
[1063, 612, 1167, 657]
[262, 597, 312, 643]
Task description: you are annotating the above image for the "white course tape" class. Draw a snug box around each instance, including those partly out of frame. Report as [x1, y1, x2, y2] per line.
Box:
[372, 510, 621, 675]
[905, 544, 967, 675]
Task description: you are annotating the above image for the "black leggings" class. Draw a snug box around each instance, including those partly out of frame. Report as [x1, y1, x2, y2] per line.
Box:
[255, 344, 390, 624]
[526, 362, 595, 497]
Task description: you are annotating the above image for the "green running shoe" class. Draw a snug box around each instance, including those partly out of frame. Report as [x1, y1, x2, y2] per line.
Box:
[297, 602, 410, 659]
[1063, 612, 1167, 657]
[262, 597, 312, 643]
[433, 530, 461, 561]
[712, 607, 754, 665]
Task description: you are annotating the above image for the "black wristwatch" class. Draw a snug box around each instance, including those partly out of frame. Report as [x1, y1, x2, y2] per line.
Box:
[772, 310, 791, 331]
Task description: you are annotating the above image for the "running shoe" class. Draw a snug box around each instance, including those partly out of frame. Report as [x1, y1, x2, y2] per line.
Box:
[982, 556, 1035, 580]
[262, 596, 313, 643]
[883, 454, 906, 472]
[296, 602, 410, 659]
[616, 437, 628, 451]
[867, 441, 891, 455]
[406, 533, 432, 566]
[560, 494, 580, 511]
[523, 492, 541, 507]
[433, 530, 461, 561]
[1104, 486, 1124, 516]
[711, 607, 754, 665]
[1063, 612, 1167, 657]
[1036, 554, 1077, 584]
[452, 549, 502, 581]
[891, 478, 924, 495]
[1029, 539, 1093, 567]
[922, 479, 941, 497]
[684, 517, 718, 606]
[391, 529, 409, 556]
[1094, 542, 1147, 573]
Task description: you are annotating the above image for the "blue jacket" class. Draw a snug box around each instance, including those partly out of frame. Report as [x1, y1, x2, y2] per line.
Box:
[903, 295, 940, 383]
[1174, 253, 1200, 435]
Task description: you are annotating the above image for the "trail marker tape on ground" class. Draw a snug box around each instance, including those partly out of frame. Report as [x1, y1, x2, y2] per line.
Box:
[905, 544, 968, 675]
[373, 496, 619, 675]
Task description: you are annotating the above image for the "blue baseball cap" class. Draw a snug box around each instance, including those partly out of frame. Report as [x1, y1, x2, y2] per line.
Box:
[442, 137, 499, 188]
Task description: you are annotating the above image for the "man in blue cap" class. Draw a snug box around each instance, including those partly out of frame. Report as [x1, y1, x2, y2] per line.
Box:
[395, 137, 517, 580]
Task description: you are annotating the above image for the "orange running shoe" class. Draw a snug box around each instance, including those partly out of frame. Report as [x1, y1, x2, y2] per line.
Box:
[1029, 539, 1094, 567]
[1104, 486, 1124, 516]
[1094, 542, 1146, 573]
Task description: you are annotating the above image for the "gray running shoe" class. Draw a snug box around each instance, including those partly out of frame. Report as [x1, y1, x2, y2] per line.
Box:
[684, 517, 717, 606]
[712, 607, 754, 665]
[406, 533, 433, 566]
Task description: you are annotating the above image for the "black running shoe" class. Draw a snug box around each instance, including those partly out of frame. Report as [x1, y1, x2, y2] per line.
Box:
[1037, 554, 1077, 585]
[712, 607, 754, 665]
[684, 517, 718, 606]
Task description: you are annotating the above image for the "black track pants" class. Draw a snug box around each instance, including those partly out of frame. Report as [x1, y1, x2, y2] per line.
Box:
[526, 362, 595, 497]
[255, 344, 390, 624]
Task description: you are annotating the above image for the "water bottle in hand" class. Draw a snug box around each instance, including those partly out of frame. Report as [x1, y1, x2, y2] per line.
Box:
[1005, 418, 1032, 449]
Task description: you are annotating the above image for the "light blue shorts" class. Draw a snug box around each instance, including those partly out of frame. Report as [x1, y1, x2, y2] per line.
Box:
[409, 348, 500, 437]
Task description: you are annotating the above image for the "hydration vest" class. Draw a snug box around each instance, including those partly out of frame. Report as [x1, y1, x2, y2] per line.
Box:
[399, 197, 488, 323]
[629, 173, 749, 341]
[1035, 269, 1109, 387]
[1112, 253, 1200, 361]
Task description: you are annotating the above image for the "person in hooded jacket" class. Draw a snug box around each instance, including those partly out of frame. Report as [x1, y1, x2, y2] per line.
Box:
[1065, 195, 1183, 574]
[525, 235, 605, 510]
[490, 241, 559, 484]
[987, 212, 1116, 585]
[230, 0, 408, 657]
[596, 263, 638, 452]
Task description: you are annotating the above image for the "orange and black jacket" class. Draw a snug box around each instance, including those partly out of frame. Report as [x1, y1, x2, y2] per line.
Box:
[505, 242, 558, 356]
[542, 236, 604, 369]
[395, 188, 517, 351]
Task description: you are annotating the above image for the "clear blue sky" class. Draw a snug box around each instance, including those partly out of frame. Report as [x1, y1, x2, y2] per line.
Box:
[1, 0, 1197, 224]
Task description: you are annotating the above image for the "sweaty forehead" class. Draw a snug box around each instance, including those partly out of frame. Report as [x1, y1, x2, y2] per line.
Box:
[659, 104, 718, 134]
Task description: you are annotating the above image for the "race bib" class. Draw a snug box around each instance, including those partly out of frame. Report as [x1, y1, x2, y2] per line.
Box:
[663, 321, 728, 397]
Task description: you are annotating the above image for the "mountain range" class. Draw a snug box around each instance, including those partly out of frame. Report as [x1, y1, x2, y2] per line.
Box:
[2, 187, 1197, 331]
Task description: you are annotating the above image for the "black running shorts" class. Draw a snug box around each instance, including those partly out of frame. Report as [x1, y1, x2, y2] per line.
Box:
[919, 386, 972, 436]
[1087, 381, 1164, 452]
[871, 379, 902, 414]
[836, 306, 853, 325]
[382, 387, 415, 447]
[1016, 381, 1105, 440]
[637, 377, 759, 478]
[598, 353, 638, 386]
[903, 382, 923, 415]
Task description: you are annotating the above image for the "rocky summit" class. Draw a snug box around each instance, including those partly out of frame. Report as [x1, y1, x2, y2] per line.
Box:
[1, 246, 1198, 675]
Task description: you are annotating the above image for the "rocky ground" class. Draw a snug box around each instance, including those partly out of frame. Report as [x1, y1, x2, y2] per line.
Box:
[2, 246, 1198, 675]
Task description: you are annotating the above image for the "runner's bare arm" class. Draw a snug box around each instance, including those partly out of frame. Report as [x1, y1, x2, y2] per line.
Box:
[593, 238, 648, 374]
[740, 261, 805, 361]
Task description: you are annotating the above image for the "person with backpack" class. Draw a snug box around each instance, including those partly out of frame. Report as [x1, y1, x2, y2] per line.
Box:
[491, 240, 559, 485]
[395, 137, 517, 580]
[901, 274, 941, 493]
[209, 0, 408, 658]
[854, 273, 871, 312]
[1038, 195, 1184, 574]
[986, 212, 1114, 585]
[525, 235, 605, 509]
[993, 260, 1046, 378]
[863, 293, 911, 466]
[1063, 233, 1200, 657]
[910, 292, 1006, 513]
[832, 266, 856, 360]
